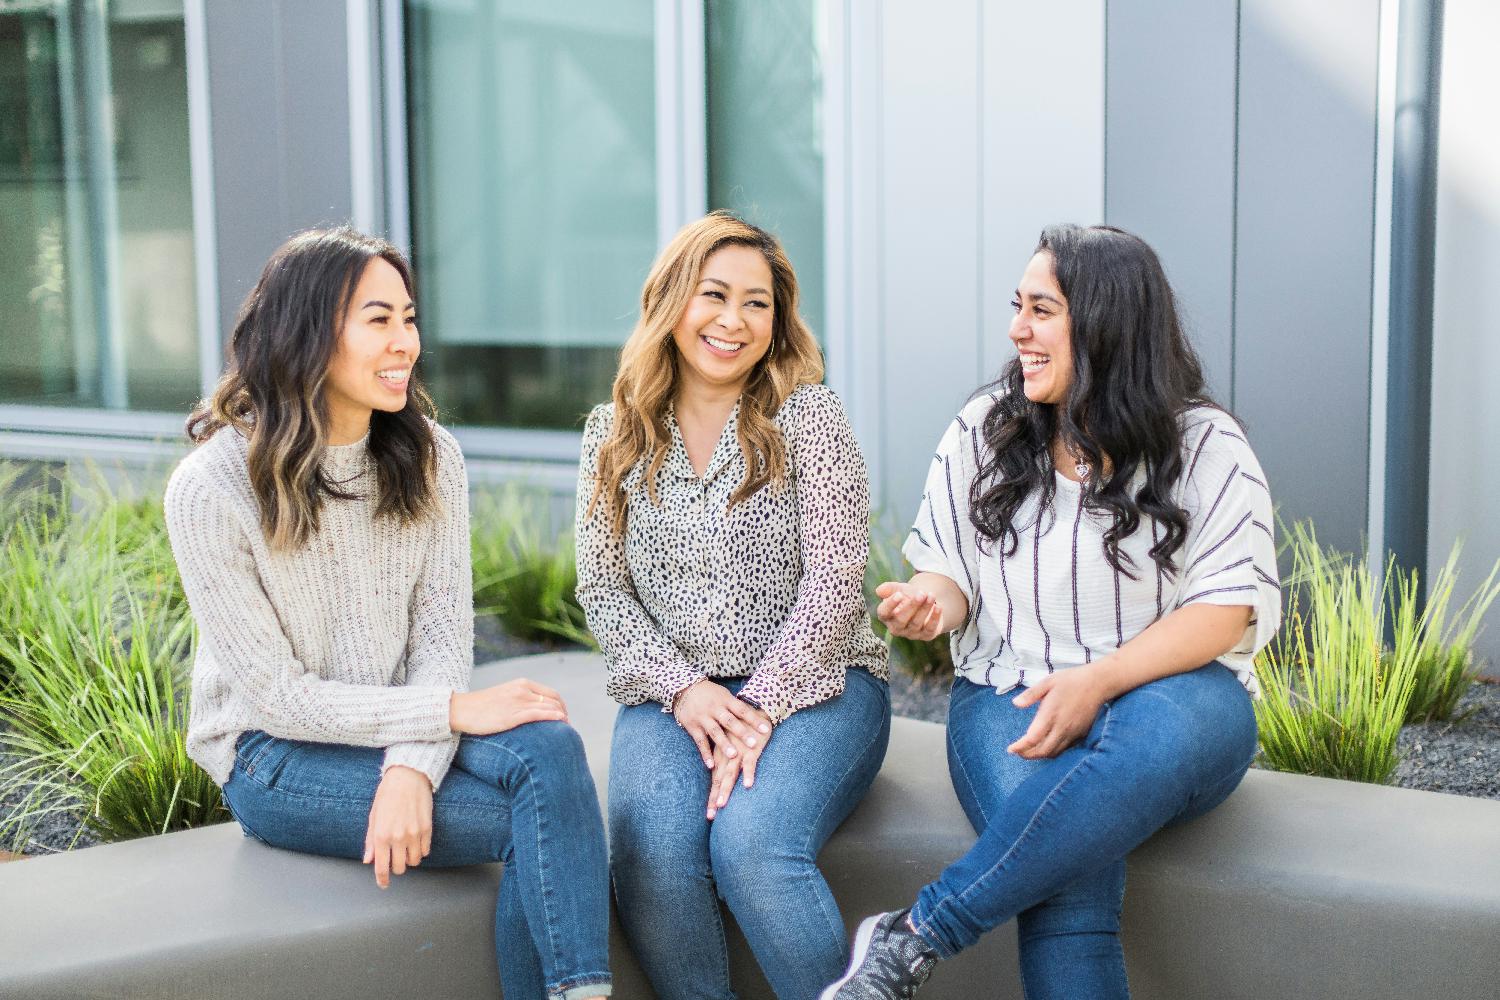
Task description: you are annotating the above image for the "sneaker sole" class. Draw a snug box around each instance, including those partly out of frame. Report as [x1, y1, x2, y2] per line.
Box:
[818, 912, 885, 1000]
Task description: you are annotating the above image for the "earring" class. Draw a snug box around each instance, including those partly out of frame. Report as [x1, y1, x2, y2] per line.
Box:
[767, 335, 776, 359]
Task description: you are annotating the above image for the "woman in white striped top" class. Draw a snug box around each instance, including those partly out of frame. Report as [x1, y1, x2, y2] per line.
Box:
[824, 225, 1280, 1000]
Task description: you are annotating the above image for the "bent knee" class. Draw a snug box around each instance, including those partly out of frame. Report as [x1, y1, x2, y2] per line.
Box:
[513, 718, 588, 759]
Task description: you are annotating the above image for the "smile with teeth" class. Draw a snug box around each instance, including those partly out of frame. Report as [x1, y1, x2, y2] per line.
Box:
[702, 335, 744, 353]
[1020, 353, 1050, 371]
[376, 368, 410, 384]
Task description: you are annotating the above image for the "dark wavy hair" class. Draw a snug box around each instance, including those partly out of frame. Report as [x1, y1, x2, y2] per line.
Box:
[971, 224, 1220, 578]
[187, 227, 439, 550]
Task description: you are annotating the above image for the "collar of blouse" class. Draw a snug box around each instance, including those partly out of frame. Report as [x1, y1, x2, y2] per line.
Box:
[666, 397, 743, 485]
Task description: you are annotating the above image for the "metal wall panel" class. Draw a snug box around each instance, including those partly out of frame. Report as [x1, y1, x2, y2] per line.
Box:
[980, 1, 1106, 386]
[204, 2, 354, 338]
[873, 0, 983, 520]
[844, 0, 1108, 524]
[1429, 0, 1500, 672]
[1233, 0, 1380, 555]
[1104, 0, 1238, 402]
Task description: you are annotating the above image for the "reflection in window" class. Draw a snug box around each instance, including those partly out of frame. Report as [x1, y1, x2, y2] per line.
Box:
[0, 1, 199, 413]
[707, 0, 824, 342]
[405, 1, 657, 431]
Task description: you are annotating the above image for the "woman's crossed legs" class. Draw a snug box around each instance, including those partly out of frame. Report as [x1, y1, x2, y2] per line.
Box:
[910, 664, 1257, 999]
[222, 721, 611, 1000]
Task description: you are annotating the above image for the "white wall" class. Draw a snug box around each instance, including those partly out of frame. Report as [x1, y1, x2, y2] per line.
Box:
[827, 0, 1104, 528]
[1429, 0, 1500, 673]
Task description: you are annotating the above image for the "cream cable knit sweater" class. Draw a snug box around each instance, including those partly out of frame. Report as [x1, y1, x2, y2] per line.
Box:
[164, 422, 473, 791]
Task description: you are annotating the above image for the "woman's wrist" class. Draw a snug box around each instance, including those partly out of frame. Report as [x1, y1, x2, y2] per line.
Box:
[382, 763, 433, 791]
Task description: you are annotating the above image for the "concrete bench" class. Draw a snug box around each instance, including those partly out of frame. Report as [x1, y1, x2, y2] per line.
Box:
[2, 652, 1498, 999]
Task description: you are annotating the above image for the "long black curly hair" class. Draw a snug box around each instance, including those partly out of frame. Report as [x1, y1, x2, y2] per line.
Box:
[970, 224, 1221, 579]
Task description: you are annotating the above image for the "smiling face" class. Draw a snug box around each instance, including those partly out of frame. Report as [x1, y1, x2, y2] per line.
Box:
[323, 257, 419, 444]
[669, 243, 775, 398]
[1009, 251, 1074, 406]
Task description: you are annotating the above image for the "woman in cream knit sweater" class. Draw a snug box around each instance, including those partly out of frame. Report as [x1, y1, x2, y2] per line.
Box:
[164, 228, 611, 1000]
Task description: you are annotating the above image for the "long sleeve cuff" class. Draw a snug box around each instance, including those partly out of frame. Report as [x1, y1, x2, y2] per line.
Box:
[382, 734, 460, 791]
[737, 663, 844, 726]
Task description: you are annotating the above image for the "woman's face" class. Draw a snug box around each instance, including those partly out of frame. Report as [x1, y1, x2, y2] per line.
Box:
[1009, 251, 1074, 406]
[670, 244, 775, 397]
[324, 257, 419, 443]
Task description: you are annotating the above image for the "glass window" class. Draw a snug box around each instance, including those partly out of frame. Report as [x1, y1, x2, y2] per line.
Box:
[404, 0, 657, 431]
[706, 0, 825, 341]
[0, 0, 199, 414]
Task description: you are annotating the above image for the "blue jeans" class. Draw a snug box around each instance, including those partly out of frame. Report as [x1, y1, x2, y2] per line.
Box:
[609, 668, 891, 1000]
[222, 722, 612, 1000]
[910, 664, 1257, 1000]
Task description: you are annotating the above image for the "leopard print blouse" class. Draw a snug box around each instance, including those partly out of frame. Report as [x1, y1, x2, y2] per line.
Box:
[575, 383, 889, 724]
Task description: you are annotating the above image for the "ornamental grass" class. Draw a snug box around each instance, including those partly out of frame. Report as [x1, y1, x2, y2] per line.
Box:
[1398, 544, 1500, 724]
[0, 467, 223, 849]
[470, 484, 594, 648]
[1253, 522, 1426, 784]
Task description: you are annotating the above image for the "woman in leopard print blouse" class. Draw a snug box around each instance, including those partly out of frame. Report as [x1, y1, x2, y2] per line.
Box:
[575, 211, 891, 999]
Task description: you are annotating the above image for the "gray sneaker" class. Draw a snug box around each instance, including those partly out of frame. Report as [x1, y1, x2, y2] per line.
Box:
[820, 910, 938, 999]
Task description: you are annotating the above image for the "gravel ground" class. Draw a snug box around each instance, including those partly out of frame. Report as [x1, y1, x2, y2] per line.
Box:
[0, 728, 103, 855]
[6, 646, 1497, 857]
[1391, 680, 1500, 799]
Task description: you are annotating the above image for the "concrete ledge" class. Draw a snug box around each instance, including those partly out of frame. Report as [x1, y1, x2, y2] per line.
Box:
[3, 652, 1498, 999]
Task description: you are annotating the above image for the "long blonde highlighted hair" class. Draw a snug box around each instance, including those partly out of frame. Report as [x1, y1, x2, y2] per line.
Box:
[588, 211, 823, 535]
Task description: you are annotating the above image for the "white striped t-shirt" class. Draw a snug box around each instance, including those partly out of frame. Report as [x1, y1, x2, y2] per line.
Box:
[902, 396, 1281, 695]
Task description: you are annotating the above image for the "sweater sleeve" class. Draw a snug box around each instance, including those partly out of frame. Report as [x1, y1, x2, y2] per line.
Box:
[1174, 418, 1282, 664]
[382, 428, 472, 790]
[738, 387, 874, 724]
[164, 464, 454, 749]
[574, 404, 705, 710]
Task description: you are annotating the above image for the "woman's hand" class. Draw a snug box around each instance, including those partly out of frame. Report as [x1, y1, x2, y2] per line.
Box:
[673, 679, 772, 769]
[705, 704, 774, 819]
[449, 678, 568, 735]
[1007, 666, 1111, 759]
[363, 765, 433, 888]
[707, 741, 741, 820]
[875, 580, 945, 641]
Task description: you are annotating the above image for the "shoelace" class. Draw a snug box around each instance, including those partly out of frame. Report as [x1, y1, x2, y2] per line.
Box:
[846, 935, 932, 999]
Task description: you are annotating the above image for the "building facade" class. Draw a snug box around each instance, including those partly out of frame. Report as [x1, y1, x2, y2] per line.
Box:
[2, 0, 1496, 664]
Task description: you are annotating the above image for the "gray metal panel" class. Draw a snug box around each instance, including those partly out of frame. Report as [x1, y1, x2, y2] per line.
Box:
[204, 2, 354, 339]
[1428, 0, 1500, 675]
[1233, 0, 1380, 555]
[980, 2, 1106, 386]
[1104, 0, 1238, 403]
[876, 0, 983, 524]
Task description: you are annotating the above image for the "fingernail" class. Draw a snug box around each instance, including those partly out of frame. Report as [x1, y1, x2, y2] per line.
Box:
[759, 724, 770, 733]
[718, 796, 727, 806]
[727, 748, 736, 756]
[707, 809, 716, 819]
[745, 737, 756, 747]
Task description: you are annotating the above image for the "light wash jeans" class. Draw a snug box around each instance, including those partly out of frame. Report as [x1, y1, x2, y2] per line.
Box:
[609, 668, 891, 1000]
[222, 722, 612, 1000]
[910, 663, 1257, 1000]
